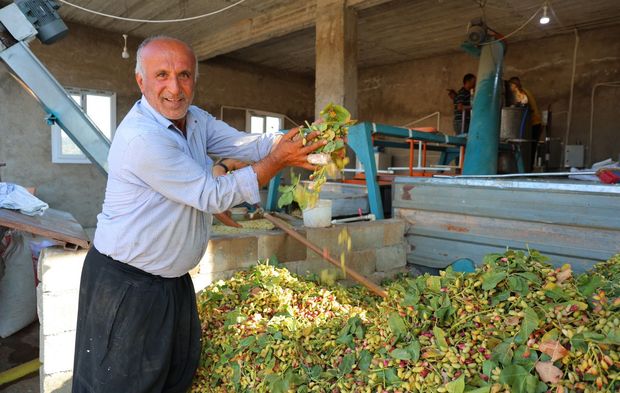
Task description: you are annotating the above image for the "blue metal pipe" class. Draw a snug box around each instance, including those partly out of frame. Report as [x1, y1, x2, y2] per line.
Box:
[462, 41, 505, 175]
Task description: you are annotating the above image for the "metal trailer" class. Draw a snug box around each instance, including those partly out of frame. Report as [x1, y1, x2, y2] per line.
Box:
[392, 176, 620, 273]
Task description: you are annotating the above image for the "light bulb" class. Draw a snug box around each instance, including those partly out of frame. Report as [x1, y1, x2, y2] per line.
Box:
[121, 34, 130, 59]
[539, 5, 550, 24]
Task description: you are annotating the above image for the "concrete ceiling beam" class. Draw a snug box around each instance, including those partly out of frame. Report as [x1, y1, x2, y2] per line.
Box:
[192, 0, 394, 61]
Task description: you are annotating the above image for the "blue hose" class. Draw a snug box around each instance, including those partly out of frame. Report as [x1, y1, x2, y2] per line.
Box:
[519, 107, 529, 139]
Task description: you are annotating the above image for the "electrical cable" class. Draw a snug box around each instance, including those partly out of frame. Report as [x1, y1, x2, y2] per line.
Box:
[480, 5, 544, 45]
[564, 28, 579, 150]
[56, 0, 246, 23]
[589, 82, 620, 166]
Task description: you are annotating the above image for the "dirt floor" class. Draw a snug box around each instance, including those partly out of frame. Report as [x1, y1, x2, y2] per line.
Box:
[0, 322, 40, 392]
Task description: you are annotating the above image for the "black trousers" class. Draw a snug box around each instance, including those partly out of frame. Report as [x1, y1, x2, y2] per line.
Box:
[72, 247, 201, 393]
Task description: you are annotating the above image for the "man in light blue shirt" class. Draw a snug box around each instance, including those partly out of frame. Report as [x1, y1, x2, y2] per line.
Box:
[72, 36, 324, 393]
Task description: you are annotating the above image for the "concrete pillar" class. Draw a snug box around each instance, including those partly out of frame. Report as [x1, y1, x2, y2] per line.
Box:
[315, 0, 358, 119]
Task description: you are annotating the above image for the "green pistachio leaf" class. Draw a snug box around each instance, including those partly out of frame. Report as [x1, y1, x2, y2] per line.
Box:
[358, 349, 372, 371]
[481, 271, 508, 290]
[277, 191, 294, 208]
[388, 312, 407, 337]
[445, 374, 465, 393]
[499, 364, 530, 393]
[491, 340, 514, 366]
[515, 306, 539, 344]
[338, 353, 355, 376]
[433, 326, 448, 350]
[389, 348, 411, 360]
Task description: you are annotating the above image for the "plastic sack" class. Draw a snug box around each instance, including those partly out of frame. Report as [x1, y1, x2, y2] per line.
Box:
[0, 182, 49, 216]
[0, 230, 37, 338]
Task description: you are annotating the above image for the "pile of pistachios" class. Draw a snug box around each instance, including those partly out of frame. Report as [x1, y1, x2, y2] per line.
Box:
[192, 251, 620, 393]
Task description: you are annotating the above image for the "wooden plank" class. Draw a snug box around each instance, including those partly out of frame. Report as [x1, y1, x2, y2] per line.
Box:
[0, 208, 89, 249]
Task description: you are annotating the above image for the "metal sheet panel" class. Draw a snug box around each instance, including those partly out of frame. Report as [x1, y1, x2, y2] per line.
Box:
[393, 177, 620, 230]
[394, 177, 620, 271]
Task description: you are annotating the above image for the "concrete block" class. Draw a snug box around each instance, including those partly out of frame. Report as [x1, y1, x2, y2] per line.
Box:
[382, 219, 405, 246]
[305, 221, 384, 255]
[346, 249, 377, 276]
[296, 258, 341, 279]
[39, 248, 87, 294]
[376, 244, 407, 272]
[369, 266, 410, 285]
[41, 370, 72, 393]
[346, 221, 384, 251]
[40, 290, 79, 336]
[40, 330, 76, 374]
[258, 232, 306, 263]
[298, 248, 376, 279]
[201, 235, 258, 273]
[305, 226, 342, 255]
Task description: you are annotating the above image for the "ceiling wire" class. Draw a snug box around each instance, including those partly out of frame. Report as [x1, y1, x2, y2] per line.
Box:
[56, 0, 246, 23]
[480, 4, 544, 45]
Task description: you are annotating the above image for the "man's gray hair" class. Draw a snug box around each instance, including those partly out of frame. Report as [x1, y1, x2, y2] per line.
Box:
[135, 35, 199, 81]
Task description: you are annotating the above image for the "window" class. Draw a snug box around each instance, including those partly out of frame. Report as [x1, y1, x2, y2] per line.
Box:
[51, 88, 116, 164]
[246, 110, 284, 135]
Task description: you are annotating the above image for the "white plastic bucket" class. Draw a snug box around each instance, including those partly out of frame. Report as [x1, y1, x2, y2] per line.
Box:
[302, 199, 332, 228]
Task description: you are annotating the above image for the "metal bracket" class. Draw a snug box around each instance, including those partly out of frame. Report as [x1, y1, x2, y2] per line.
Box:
[0, 4, 37, 43]
[45, 114, 57, 125]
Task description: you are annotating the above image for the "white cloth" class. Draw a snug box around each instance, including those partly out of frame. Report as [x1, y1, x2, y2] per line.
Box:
[0, 183, 48, 216]
[569, 158, 619, 182]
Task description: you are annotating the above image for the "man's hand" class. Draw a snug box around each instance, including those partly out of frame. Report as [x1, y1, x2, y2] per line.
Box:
[252, 127, 326, 186]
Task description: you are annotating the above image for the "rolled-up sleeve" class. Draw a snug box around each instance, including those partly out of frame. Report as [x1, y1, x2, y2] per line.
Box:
[230, 166, 261, 204]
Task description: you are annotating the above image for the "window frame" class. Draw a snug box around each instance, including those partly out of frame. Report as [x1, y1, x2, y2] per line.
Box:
[51, 87, 116, 164]
[245, 109, 284, 135]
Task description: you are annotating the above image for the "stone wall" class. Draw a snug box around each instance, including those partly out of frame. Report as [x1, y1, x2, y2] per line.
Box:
[36, 248, 86, 393]
[200, 218, 407, 284]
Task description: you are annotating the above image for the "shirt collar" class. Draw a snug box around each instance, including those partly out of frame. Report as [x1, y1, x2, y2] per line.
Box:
[138, 95, 191, 137]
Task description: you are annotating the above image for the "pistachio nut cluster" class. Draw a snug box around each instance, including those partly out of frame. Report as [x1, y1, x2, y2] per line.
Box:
[192, 251, 620, 393]
[278, 103, 355, 211]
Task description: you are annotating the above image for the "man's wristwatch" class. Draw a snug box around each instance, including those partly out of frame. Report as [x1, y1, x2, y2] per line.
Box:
[215, 161, 230, 173]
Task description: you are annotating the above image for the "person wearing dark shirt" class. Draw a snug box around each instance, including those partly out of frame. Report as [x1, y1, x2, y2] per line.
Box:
[448, 73, 476, 135]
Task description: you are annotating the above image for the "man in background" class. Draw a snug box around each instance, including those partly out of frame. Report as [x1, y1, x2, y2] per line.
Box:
[509, 76, 542, 166]
[448, 73, 477, 135]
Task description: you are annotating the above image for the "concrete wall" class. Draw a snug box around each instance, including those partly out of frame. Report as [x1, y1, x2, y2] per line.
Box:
[358, 24, 620, 166]
[201, 218, 407, 284]
[0, 24, 314, 227]
[198, 57, 314, 127]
